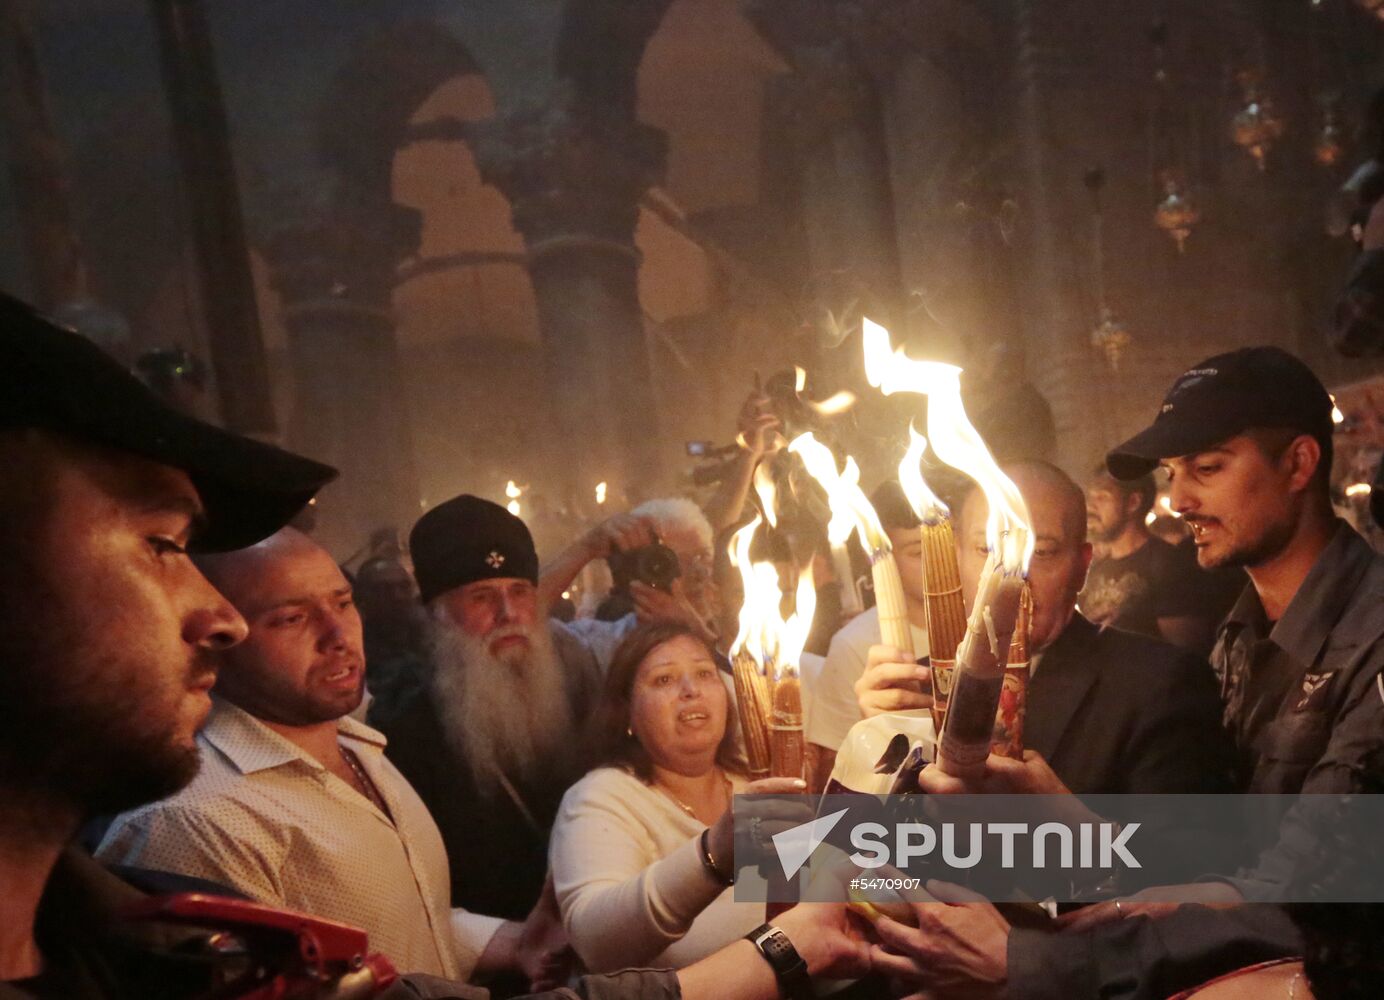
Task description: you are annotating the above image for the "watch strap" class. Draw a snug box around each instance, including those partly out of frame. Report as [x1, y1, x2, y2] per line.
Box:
[745, 922, 811, 999]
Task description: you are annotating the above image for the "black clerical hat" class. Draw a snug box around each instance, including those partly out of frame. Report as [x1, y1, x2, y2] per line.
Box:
[410, 494, 539, 604]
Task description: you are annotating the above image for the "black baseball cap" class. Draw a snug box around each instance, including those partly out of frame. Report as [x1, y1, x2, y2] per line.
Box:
[0, 293, 337, 551]
[410, 494, 540, 605]
[1106, 346, 1333, 481]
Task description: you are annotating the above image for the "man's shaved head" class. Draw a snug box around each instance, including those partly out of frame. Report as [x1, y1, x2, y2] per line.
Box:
[196, 528, 366, 727]
[195, 527, 323, 605]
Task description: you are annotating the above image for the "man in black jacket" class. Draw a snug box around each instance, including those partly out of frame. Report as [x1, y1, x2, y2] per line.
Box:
[855, 460, 1235, 801]
[870, 348, 1382, 1000]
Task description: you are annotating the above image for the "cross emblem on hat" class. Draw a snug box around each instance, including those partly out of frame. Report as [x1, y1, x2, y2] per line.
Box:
[486, 550, 505, 569]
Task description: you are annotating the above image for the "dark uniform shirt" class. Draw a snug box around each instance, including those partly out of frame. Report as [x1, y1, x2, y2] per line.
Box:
[1008, 521, 1384, 999]
[1212, 522, 1384, 798]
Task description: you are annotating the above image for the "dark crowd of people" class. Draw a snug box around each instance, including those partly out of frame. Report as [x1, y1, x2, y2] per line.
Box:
[5, 179, 1384, 1000]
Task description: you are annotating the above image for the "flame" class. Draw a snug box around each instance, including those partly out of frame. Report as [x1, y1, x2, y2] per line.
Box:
[897, 424, 949, 523]
[794, 365, 807, 393]
[862, 317, 1032, 572]
[727, 514, 816, 678]
[728, 465, 817, 679]
[779, 563, 818, 680]
[595, 481, 608, 505]
[807, 390, 858, 417]
[788, 432, 889, 553]
[505, 480, 522, 499]
[1346, 482, 1372, 497]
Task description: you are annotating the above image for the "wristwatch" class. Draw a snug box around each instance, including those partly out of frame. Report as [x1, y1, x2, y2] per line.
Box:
[745, 922, 812, 1000]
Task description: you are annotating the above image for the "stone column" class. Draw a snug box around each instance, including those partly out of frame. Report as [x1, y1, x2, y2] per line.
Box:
[0, 0, 84, 309]
[264, 185, 423, 553]
[466, 99, 668, 505]
[749, 3, 907, 334]
[149, 0, 277, 434]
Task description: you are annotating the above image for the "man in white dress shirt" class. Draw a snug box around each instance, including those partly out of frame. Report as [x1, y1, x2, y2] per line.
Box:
[97, 528, 568, 991]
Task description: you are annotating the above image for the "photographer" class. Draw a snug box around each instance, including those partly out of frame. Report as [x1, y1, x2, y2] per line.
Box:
[701, 386, 783, 536]
[540, 498, 722, 667]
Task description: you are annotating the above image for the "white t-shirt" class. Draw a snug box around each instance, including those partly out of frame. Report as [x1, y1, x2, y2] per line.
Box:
[805, 606, 929, 753]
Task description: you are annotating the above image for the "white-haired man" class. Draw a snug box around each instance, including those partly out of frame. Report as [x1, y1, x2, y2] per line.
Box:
[537, 495, 722, 664]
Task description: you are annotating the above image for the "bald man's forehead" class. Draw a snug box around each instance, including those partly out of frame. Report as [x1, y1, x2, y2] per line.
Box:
[958, 474, 1084, 547]
[197, 528, 340, 599]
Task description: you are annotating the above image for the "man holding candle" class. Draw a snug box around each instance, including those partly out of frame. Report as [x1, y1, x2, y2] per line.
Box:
[871, 348, 1384, 1000]
[858, 462, 1233, 798]
[806, 481, 931, 790]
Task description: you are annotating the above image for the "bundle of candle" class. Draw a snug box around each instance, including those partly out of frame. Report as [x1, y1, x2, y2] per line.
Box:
[863, 318, 1034, 780]
[992, 582, 1032, 760]
[727, 466, 817, 780]
[898, 426, 965, 729]
[731, 651, 774, 778]
[789, 432, 914, 658]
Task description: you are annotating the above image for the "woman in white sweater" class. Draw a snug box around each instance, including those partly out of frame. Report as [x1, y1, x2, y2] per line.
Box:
[549, 621, 802, 973]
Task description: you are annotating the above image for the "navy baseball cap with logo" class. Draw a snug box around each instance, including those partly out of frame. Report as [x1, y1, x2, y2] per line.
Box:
[0, 292, 337, 551]
[1106, 346, 1334, 481]
[410, 494, 540, 605]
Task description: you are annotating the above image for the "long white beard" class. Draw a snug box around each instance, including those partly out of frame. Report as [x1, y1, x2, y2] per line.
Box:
[426, 612, 575, 800]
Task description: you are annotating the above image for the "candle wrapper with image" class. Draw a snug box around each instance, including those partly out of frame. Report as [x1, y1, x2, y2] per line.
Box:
[937, 551, 1026, 777]
[769, 675, 804, 779]
[992, 582, 1032, 760]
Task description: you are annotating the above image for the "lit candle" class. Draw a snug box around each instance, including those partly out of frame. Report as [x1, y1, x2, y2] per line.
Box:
[727, 484, 817, 782]
[862, 318, 1034, 779]
[898, 426, 965, 729]
[789, 432, 914, 659]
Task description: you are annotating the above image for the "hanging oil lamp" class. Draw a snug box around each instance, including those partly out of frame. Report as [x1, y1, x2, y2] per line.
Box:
[1231, 70, 1285, 171]
[1153, 170, 1201, 252]
[1313, 94, 1348, 168]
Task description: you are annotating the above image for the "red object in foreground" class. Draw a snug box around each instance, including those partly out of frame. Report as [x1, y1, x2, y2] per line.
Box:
[123, 893, 398, 999]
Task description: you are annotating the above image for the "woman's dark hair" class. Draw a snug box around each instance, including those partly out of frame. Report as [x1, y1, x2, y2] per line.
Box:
[591, 620, 743, 783]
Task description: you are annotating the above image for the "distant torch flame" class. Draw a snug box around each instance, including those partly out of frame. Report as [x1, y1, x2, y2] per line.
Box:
[788, 431, 889, 554]
[1346, 482, 1372, 498]
[862, 318, 1032, 573]
[595, 481, 608, 505]
[898, 424, 949, 524]
[505, 480, 522, 517]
